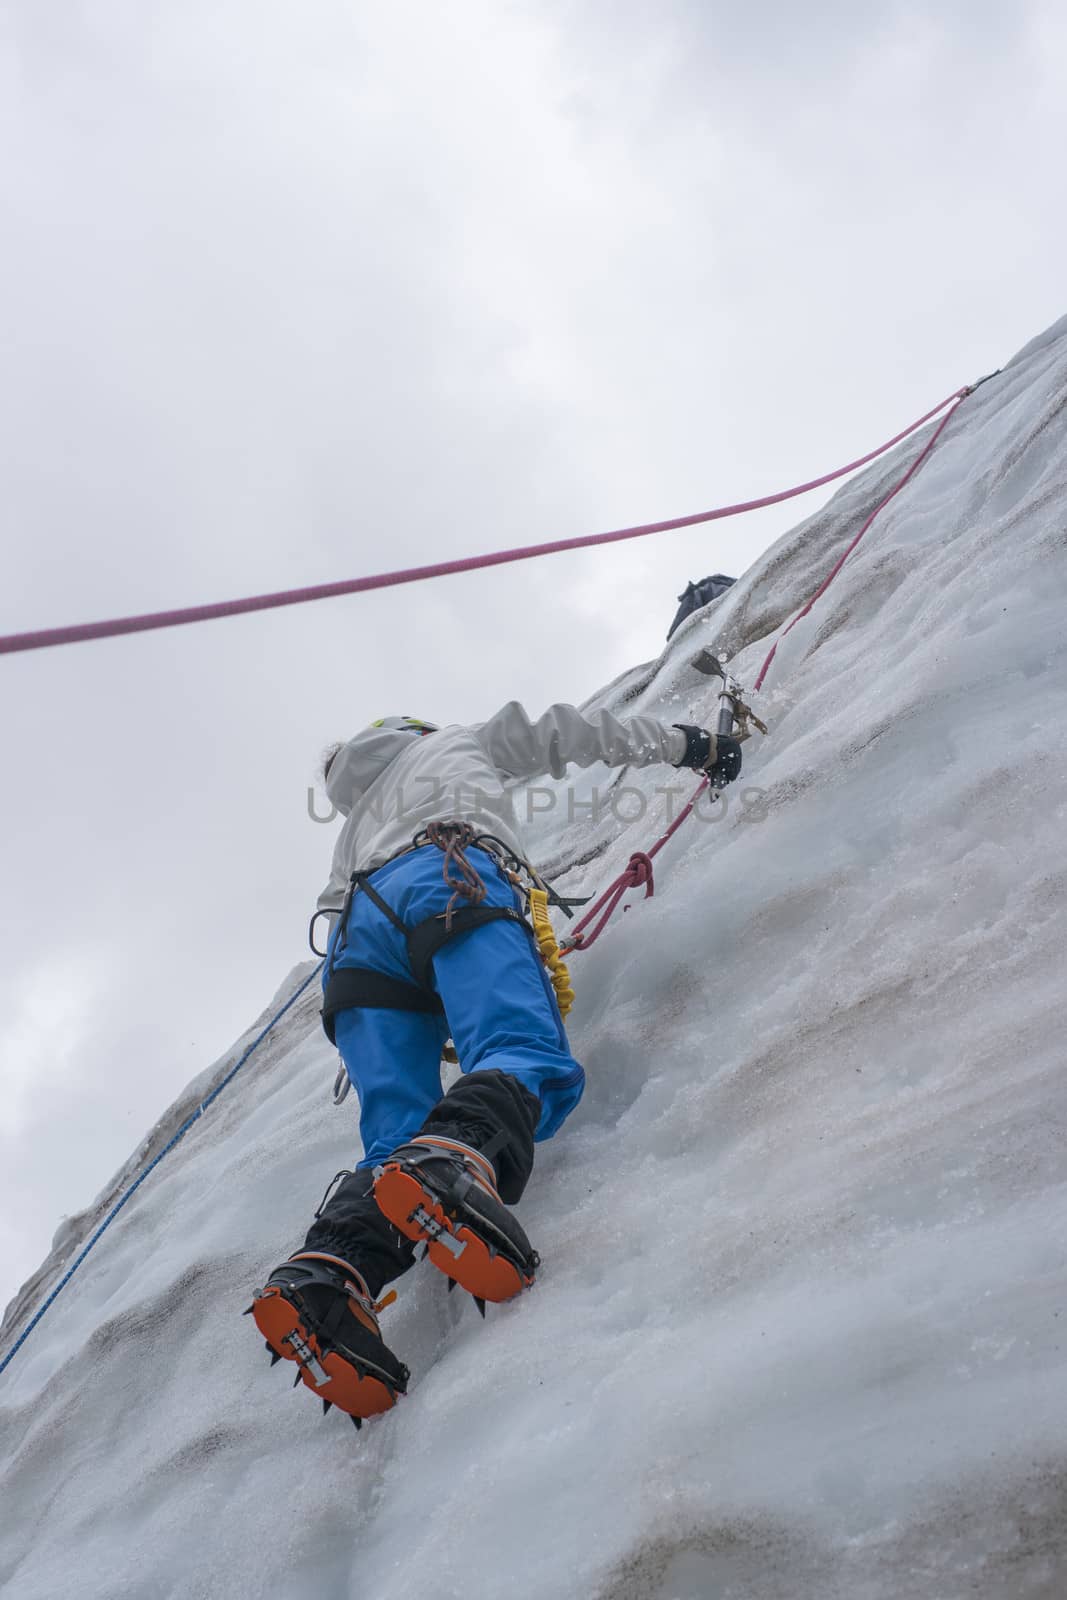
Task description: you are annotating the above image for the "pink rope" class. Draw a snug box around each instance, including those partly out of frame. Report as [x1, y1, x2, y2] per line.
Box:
[562, 791, 706, 952]
[566, 383, 974, 954]
[753, 389, 970, 692]
[0, 390, 968, 657]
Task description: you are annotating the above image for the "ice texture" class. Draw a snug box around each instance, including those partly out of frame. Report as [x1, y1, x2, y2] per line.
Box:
[2, 319, 1067, 1599]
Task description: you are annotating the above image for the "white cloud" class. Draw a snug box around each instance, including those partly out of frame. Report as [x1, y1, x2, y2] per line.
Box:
[0, 956, 115, 1137]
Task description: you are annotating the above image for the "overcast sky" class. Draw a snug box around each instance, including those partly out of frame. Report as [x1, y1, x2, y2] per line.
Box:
[1, 0, 1064, 1315]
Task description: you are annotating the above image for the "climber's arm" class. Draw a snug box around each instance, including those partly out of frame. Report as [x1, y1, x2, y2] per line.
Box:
[474, 700, 688, 782]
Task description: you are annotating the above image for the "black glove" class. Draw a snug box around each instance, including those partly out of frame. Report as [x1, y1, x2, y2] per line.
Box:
[672, 724, 743, 787]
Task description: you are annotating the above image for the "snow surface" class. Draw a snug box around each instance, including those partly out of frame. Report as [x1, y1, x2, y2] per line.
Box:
[3, 319, 1067, 1600]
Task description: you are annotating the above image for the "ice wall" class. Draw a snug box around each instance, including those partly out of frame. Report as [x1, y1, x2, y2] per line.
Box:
[2, 318, 1066, 1600]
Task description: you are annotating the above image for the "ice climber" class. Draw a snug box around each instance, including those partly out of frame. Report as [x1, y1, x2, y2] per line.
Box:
[250, 703, 742, 1425]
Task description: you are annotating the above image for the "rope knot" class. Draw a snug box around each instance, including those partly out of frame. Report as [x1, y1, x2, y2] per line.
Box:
[425, 820, 488, 930]
[624, 852, 655, 898]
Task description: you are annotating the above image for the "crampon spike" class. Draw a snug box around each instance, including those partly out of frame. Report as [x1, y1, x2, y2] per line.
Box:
[473, 1297, 486, 1319]
[373, 1155, 537, 1306]
[242, 1303, 256, 1316]
[419, 1242, 430, 1262]
[270, 1351, 283, 1368]
[251, 1259, 407, 1426]
[351, 1414, 363, 1432]
[447, 1277, 457, 1293]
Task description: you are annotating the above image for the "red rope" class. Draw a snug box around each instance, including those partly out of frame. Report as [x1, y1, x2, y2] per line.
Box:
[566, 383, 974, 954]
[0, 389, 967, 657]
[753, 389, 970, 692]
[562, 790, 706, 951]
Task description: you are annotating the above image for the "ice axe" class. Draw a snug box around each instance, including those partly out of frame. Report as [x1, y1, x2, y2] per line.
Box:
[690, 650, 768, 746]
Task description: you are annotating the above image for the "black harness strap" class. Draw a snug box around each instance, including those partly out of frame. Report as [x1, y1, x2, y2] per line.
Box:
[320, 869, 536, 1043]
[351, 872, 408, 936]
[406, 904, 532, 991]
[321, 967, 445, 1045]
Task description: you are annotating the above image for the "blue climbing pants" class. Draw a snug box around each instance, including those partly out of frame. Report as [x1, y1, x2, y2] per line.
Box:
[324, 845, 585, 1168]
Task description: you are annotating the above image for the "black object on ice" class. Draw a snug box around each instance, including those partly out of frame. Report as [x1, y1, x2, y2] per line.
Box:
[667, 574, 736, 640]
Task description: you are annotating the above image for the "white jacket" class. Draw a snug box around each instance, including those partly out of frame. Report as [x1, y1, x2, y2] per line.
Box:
[316, 700, 687, 912]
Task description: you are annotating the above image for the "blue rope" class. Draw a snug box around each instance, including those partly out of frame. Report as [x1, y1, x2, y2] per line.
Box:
[0, 961, 325, 1379]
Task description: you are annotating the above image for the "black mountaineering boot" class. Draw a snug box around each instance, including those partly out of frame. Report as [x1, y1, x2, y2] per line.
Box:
[249, 1252, 408, 1428]
[372, 1136, 540, 1312]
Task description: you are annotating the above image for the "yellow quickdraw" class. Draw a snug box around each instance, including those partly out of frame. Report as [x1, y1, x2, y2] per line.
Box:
[439, 871, 575, 1067]
[528, 886, 575, 1020]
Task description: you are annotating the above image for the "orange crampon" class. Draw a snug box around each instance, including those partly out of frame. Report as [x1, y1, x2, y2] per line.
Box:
[248, 1252, 407, 1428]
[373, 1136, 539, 1314]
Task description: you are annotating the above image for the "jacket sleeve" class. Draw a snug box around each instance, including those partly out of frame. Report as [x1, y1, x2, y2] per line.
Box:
[473, 700, 687, 782]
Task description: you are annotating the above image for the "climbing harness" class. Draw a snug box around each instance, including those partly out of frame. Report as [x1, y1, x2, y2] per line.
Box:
[319, 824, 580, 1051]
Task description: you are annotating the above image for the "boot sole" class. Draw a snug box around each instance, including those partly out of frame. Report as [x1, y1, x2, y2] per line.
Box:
[373, 1163, 535, 1304]
[252, 1285, 402, 1420]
